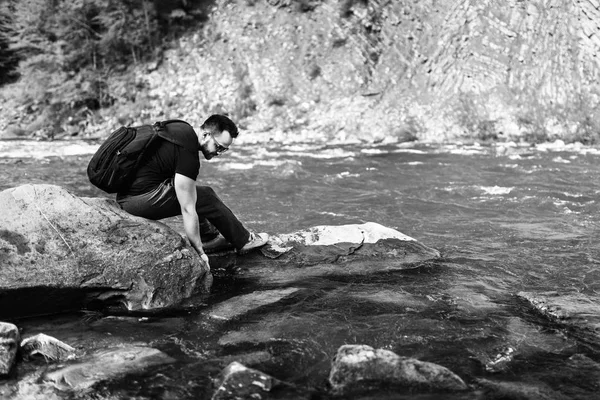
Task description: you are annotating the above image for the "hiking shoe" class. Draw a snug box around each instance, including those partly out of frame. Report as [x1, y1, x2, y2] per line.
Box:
[203, 234, 234, 254]
[238, 232, 269, 254]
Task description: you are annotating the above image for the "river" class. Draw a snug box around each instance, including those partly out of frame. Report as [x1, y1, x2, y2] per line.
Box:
[1, 139, 599, 399]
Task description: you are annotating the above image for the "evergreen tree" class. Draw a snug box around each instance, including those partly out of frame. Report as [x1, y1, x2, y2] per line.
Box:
[0, 3, 19, 84]
[1, 0, 209, 136]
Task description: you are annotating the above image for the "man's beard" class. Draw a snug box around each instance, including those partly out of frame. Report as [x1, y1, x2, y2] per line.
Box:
[200, 146, 214, 160]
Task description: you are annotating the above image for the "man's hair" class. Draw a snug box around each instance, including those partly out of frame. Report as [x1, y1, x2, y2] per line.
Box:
[201, 114, 239, 138]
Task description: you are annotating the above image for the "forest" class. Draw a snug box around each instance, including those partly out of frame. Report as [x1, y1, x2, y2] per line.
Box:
[0, 0, 216, 139]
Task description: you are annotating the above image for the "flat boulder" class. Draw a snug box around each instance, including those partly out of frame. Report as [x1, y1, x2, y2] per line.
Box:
[221, 222, 440, 284]
[0, 184, 211, 317]
[328, 344, 468, 393]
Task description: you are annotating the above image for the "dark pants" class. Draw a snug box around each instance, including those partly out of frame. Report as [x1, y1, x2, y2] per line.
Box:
[117, 179, 250, 250]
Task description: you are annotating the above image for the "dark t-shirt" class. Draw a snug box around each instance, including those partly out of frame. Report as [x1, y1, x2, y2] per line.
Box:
[125, 122, 200, 196]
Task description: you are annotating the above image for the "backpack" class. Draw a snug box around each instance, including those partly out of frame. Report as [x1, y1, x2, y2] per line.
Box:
[87, 120, 191, 193]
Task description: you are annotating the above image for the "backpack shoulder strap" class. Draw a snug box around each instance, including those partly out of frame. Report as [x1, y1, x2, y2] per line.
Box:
[153, 120, 199, 153]
[153, 119, 191, 131]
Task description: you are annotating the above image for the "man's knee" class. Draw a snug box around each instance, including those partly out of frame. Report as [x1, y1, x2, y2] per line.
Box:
[196, 185, 217, 197]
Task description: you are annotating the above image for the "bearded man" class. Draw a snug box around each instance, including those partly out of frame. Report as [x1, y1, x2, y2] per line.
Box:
[116, 115, 268, 271]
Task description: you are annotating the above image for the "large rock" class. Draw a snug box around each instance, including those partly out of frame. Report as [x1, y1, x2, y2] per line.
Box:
[0, 184, 211, 317]
[215, 222, 440, 285]
[328, 344, 468, 393]
[0, 322, 19, 375]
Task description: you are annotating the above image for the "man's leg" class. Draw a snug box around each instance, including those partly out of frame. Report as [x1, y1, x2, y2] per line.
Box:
[198, 219, 220, 242]
[195, 185, 250, 250]
[117, 180, 181, 220]
[117, 180, 222, 242]
[118, 181, 251, 249]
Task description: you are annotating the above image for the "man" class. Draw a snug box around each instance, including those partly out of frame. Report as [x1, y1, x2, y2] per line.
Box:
[116, 114, 268, 270]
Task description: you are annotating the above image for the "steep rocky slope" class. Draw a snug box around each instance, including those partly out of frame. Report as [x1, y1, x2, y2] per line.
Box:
[5, 0, 600, 144]
[130, 0, 600, 144]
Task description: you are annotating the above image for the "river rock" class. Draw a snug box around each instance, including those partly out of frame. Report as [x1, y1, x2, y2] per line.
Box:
[220, 222, 440, 284]
[208, 288, 300, 321]
[0, 322, 19, 375]
[517, 291, 600, 346]
[212, 361, 305, 400]
[20, 333, 76, 361]
[0, 184, 211, 317]
[328, 344, 468, 393]
[42, 345, 175, 391]
[476, 378, 567, 400]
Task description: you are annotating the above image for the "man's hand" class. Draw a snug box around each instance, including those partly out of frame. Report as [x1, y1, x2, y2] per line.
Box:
[199, 253, 210, 271]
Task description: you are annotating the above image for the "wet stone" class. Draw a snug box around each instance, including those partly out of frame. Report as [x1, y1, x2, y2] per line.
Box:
[329, 344, 468, 393]
[348, 289, 434, 310]
[20, 333, 76, 362]
[212, 361, 307, 400]
[476, 378, 567, 400]
[469, 316, 577, 373]
[212, 362, 276, 400]
[208, 288, 300, 321]
[42, 345, 175, 391]
[0, 322, 19, 375]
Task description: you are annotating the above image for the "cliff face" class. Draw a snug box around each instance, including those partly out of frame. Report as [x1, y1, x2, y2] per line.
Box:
[137, 0, 600, 143]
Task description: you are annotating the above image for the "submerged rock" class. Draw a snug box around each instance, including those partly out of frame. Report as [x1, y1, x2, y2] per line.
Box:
[219, 222, 440, 284]
[42, 345, 175, 391]
[20, 333, 76, 362]
[328, 344, 468, 393]
[476, 378, 567, 400]
[517, 291, 600, 347]
[212, 361, 277, 400]
[0, 322, 19, 375]
[472, 316, 577, 374]
[212, 361, 306, 400]
[0, 184, 211, 317]
[208, 288, 300, 321]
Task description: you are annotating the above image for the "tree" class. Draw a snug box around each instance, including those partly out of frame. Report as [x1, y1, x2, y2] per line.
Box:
[0, 4, 19, 84]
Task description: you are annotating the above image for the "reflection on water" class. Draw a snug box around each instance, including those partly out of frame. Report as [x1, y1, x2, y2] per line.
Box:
[2, 141, 600, 398]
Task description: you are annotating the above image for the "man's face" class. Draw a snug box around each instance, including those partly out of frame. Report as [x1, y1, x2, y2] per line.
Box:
[200, 130, 233, 160]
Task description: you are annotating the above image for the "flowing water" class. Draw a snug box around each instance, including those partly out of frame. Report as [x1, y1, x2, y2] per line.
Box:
[1, 139, 600, 399]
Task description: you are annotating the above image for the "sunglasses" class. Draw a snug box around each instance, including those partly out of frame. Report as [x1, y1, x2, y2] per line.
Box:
[209, 132, 230, 154]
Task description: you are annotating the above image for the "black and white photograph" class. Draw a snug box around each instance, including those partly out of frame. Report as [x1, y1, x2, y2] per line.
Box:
[1, 0, 599, 399]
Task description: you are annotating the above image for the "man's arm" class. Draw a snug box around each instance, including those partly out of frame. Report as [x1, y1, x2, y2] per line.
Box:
[174, 173, 205, 258]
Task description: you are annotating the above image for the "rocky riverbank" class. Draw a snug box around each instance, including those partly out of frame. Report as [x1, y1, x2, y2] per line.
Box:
[2, 181, 600, 398]
[0, 183, 457, 398]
